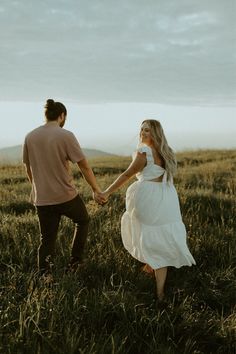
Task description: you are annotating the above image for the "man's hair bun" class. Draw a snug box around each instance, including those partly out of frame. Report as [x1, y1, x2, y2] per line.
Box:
[45, 99, 55, 109]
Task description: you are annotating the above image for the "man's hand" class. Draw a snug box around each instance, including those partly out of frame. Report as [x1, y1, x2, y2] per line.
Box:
[93, 191, 107, 205]
[99, 191, 109, 202]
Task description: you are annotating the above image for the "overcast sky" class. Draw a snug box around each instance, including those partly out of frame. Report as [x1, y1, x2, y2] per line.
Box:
[0, 0, 235, 153]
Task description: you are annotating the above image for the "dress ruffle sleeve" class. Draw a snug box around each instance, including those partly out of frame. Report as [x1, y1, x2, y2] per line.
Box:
[136, 146, 152, 162]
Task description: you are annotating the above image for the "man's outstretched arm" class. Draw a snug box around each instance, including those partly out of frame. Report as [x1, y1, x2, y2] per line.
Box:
[77, 158, 105, 204]
[24, 163, 33, 184]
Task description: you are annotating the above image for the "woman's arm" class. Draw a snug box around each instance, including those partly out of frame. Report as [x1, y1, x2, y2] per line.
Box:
[102, 152, 146, 198]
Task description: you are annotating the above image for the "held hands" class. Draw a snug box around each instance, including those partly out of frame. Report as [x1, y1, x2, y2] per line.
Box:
[93, 190, 110, 205]
[99, 191, 110, 204]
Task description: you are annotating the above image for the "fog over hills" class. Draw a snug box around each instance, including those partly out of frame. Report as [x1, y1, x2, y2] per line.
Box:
[0, 145, 114, 164]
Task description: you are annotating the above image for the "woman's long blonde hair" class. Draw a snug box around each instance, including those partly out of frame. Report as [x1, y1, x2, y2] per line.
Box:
[141, 119, 177, 180]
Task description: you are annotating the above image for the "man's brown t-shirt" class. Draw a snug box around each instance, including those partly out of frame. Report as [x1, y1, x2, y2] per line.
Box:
[23, 123, 85, 206]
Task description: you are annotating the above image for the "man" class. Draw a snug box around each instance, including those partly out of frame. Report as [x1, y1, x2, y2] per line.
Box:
[23, 99, 104, 274]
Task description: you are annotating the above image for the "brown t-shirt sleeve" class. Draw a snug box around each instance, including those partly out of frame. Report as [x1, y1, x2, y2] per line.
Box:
[66, 132, 85, 163]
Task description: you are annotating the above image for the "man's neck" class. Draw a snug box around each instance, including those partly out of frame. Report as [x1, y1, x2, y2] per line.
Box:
[45, 120, 59, 126]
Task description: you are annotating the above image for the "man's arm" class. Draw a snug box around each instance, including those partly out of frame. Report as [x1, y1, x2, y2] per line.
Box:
[24, 163, 33, 184]
[77, 158, 105, 203]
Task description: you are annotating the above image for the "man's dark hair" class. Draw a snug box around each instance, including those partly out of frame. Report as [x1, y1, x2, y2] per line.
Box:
[44, 99, 67, 121]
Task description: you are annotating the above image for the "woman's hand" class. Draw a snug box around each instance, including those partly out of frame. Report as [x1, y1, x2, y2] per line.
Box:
[93, 191, 107, 205]
[99, 191, 110, 204]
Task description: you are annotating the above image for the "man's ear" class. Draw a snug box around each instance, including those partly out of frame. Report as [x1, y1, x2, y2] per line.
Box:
[58, 113, 64, 121]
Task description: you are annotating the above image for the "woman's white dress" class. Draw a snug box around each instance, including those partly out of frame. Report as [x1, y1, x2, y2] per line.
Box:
[121, 145, 196, 269]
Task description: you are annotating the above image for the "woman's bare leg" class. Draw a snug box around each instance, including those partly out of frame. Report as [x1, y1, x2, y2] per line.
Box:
[154, 267, 168, 301]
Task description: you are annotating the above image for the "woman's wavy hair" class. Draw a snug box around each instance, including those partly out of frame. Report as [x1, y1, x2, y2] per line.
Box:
[44, 99, 67, 121]
[140, 119, 177, 180]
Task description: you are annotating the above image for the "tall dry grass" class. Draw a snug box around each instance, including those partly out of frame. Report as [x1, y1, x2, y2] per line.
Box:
[0, 150, 235, 353]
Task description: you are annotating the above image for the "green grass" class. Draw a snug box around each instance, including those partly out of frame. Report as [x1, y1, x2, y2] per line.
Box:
[0, 150, 235, 354]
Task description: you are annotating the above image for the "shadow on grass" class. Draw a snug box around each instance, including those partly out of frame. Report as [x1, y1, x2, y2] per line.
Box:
[0, 201, 35, 215]
[0, 177, 27, 185]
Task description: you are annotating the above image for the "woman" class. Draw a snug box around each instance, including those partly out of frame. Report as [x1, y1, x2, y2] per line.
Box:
[100, 119, 196, 301]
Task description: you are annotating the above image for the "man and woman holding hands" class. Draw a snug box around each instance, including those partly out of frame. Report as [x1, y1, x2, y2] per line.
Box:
[23, 99, 195, 301]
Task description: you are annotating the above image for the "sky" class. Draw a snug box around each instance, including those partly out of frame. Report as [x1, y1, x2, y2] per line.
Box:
[0, 0, 235, 154]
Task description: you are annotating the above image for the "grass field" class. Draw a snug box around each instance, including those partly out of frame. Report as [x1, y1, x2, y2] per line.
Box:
[0, 150, 235, 354]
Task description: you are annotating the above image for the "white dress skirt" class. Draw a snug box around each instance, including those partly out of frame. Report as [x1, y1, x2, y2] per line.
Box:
[121, 145, 196, 269]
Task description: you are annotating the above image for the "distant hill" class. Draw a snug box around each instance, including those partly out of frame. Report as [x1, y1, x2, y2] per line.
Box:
[0, 145, 114, 164]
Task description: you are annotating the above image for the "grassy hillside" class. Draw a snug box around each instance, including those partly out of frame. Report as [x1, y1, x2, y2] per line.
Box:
[0, 150, 235, 353]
